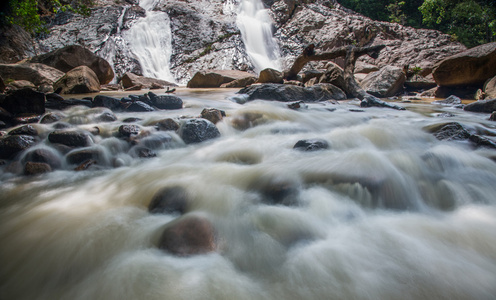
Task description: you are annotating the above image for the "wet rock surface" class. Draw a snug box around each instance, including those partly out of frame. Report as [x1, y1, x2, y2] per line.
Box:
[237, 83, 346, 102]
[179, 119, 221, 144]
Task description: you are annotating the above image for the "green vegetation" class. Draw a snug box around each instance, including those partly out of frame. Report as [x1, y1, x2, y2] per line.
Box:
[339, 0, 496, 47]
[0, 0, 92, 36]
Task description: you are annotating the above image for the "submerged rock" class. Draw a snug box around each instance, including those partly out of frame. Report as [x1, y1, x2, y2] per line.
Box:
[48, 129, 93, 147]
[158, 215, 216, 256]
[293, 139, 329, 151]
[179, 118, 220, 144]
[149, 186, 189, 215]
[23, 161, 52, 175]
[22, 148, 62, 169]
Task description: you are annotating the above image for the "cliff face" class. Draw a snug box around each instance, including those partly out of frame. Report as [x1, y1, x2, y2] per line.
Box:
[0, 0, 466, 83]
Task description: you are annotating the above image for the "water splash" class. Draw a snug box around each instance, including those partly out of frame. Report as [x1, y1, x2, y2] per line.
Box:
[237, 0, 281, 73]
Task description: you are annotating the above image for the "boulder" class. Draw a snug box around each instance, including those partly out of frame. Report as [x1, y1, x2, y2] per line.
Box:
[66, 147, 105, 165]
[155, 118, 180, 131]
[427, 122, 471, 141]
[149, 186, 189, 214]
[48, 129, 93, 147]
[360, 95, 405, 110]
[179, 118, 220, 144]
[0, 88, 45, 115]
[45, 97, 93, 109]
[484, 76, 496, 99]
[360, 65, 406, 97]
[6, 80, 36, 91]
[463, 98, 496, 113]
[200, 108, 224, 124]
[94, 110, 117, 122]
[92, 95, 122, 111]
[0, 63, 65, 86]
[237, 83, 346, 102]
[148, 92, 183, 109]
[432, 42, 496, 88]
[354, 62, 379, 74]
[118, 124, 141, 137]
[433, 95, 462, 106]
[30, 45, 114, 84]
[124, 101, 155, 112]
[24, 161, 52, 175]
[0, 135, 37, 159]
[54, 66, 100, 94]
[318, 62, 346, 92]
[293, 139, 329, 151]
[129, 146, 157, 158]
[22, 148, 63, 169]
[8, 125, 38, 136]
[220, 76, 257, 88]
[121, 72, 177, 89]
[158, 215, 216, 256]
[257, 68, 284, 84]
[187, 70, 257, 88]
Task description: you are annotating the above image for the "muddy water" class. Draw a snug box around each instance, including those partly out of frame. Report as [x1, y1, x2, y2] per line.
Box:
[1, 89, 496, 300]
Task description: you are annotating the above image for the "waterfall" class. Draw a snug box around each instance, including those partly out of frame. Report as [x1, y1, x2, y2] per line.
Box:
[237, 0, 281, 73]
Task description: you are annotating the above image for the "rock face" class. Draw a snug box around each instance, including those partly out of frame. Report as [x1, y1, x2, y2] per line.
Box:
[237, 83, 346, 102]
[30, 45, 114, 84]
[121, 72, 177, 89]
[360, 66, 406, 97]
[187, 70, 257, 88]
[432, 42, 496, 88]
[53, 66, 101, 94]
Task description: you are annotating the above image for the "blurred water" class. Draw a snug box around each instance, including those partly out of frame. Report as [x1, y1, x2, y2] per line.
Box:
[1, 91, 496, 300]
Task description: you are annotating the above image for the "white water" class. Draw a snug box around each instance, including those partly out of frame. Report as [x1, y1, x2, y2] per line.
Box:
[237, 0, 281, 73]
[122, 0, 175, 82]
[1, 91, 496, 299]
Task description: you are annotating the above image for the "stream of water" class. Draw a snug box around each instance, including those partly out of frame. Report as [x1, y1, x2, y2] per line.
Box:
[1, 90, 496, 299]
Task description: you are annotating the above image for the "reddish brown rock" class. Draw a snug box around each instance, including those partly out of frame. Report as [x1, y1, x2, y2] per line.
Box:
[187, 70, 257, 88]
[53, 66, 100, 94]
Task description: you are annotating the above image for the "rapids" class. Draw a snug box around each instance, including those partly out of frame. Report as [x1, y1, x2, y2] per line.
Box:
[1, 89, 496, 300]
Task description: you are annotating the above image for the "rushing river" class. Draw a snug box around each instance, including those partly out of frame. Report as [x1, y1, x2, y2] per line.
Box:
[1, 89, 496, 300]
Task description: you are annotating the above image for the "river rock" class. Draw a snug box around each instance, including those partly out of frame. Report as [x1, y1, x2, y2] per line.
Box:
[158, 214, 216, 256]
[45, 96, 93, 109]
[360, 65, 406, 97]
[220, 76, 257, 88]
[257, 68, 284, 84]
[433, 95, 462, 106]
[53, 66, 101, 94]
[94, 110, 117, 122]
[24, 161, 52, 175]
[48, 129, 93, 147]
[0, 135, 37, 159]
[432, 42, 496, 88]
[148, 92, 183, 110]
[237, 83, 346, 102]
[179, 118, 220, 144]
[23, 147, 63, 169]
[66, 147, 105, 165]
[155, 118, 180, 131]
[484, 76, 496, 99]
[8, 125, 38, 136]
[121, 73, 177, 89]
[149, 186, 189, 214]
[187, 70, 256, 88]
[360, 95, 405, 110]
[30, 45, 114, 85]
[428, 122, 471, 141]
[293, 139, 329, 151]
[92, 95, 122, 111]
[490, 112, 496, 121]
[200, 108, 224, 124]
[0, 63, 65, 87]
[463, 98, 496, 113]
[0, 88, 45, 116]
[118, 124, 141, 137]
[125, 101, 155, 112]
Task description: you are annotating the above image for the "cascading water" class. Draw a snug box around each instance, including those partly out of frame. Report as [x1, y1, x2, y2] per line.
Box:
[237, 0, 281, 73]
[1, 89, 496, 300]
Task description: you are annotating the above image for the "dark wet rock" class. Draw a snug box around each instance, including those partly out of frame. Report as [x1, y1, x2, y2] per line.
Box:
[74, 159, 97, 171]
[469, 135, 496, 149]
[13, 114, 41, 125]
[179, 118, 220, 144]
[53, 66, 100, 94]
[124, 101, 156, 112]
[92, 95, 122, 111]
[148, 92, 183, 110]
[94, 111, 117, 122]
[0, 122, 6, 129]
[128, 94, 152, 105]
[257, 68, 283, 84]
[48, 130, 92, 147]
[0, 107, 13, 126]
[433, 95, 462, 106]
[489, 112, 496, 121]
[155, 118, 180, 131]
[237, 83, 346, 102]
[53, 122, 72, 129]
[293, 139, 329, 151]
[66, 147, 104, 165]
[118, 124, 141, 137]
[360, 95, 405, 110]
[0, 135, 37, 159]
[429, 122, 471, 141]
[287, 101, 306, 110]
[485, 76, 496, 99]
[30, 44, 114, 85]
[0, 75, 4, 92]
[436, 112, 455, 118]
[23, 148, 62, 169]
[360, 65, 406, 97]
[158, 215, 216, 256]
[123, 117, 142, 123]
[45, 97, 93, 109]
[24, 161, 52, 175]
[187, 70, 256, 88]
[200, 108, 224, 124]
[251, 177, 300, 206]
[8, 125, 38, 136]
[463, 98, 496, 113]
[149, 186, 189, 215]
[121, 72, 177, 89]
[1, 88, 45, 115]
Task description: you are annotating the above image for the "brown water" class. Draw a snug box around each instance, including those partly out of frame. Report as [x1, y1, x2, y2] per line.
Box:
[1, 89, 496, 300]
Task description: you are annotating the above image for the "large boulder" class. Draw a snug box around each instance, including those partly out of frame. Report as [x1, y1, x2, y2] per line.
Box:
[237, 83, 346, 102]
[30, 45, 114, 84]
[484, 76, 496, 99]
[53, 66, 100, 94]
[463, 98, 496, 113]
[0, 88, 45, 115]
[432, 42, 496, 88]
[257, 68, 284, 84]
[121, 72, 177, 89]
[0, 63, 65, 87]
[360, 66, 406, 97]
[187, 70, 257, 88]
